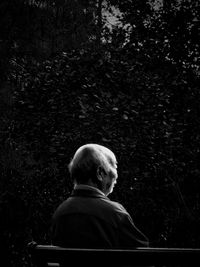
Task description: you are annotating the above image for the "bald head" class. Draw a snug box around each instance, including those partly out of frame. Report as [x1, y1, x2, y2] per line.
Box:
[68, 144, 118, 195]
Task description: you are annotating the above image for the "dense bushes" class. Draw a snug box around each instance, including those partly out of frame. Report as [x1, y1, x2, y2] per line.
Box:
[0, 44, 199, 266]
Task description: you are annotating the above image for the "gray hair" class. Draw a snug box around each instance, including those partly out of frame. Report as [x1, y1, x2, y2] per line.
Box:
[68, 144, 116, 184]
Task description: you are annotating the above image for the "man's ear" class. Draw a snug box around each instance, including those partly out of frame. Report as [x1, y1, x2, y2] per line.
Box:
[97, 166, 104, 181]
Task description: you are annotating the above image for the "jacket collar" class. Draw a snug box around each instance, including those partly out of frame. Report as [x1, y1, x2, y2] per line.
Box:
[71, 185, 108, 199]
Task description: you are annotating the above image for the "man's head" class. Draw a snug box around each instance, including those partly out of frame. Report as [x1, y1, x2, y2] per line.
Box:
[68, 144, 118, 196]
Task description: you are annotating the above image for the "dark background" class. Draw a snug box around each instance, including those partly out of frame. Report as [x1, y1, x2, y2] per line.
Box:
[0, 1, 200, 266]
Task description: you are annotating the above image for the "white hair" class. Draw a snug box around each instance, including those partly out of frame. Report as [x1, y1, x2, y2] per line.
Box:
[68, 144, 117, 184]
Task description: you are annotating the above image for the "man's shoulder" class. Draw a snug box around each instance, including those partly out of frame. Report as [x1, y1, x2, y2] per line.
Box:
[52, 193, 128, 223]
[101, 197, 128, 215]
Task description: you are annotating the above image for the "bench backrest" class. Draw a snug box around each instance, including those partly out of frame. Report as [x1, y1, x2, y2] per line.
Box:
[28, 242, 200, 267]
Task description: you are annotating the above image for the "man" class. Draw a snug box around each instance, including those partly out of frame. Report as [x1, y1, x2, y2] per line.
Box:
[51, 144, 149, 248]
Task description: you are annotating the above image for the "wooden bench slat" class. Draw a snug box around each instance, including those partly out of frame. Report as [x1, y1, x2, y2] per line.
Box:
[28, 242, 200, 267]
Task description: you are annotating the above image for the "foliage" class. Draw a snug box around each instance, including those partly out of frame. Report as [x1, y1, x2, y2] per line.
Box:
[0, 1, 200, 267]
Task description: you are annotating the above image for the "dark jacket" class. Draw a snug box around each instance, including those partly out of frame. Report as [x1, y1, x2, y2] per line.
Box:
[51, 186, 149, 248]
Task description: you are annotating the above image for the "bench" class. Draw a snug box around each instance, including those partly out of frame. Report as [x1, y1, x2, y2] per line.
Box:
[28, 242, 200, 267]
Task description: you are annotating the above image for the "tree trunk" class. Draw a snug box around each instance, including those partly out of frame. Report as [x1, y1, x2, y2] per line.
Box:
[96, 0, 103, 48]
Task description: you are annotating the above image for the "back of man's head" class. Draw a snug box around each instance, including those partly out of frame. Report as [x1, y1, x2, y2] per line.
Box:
[68, 144, 116, 185]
